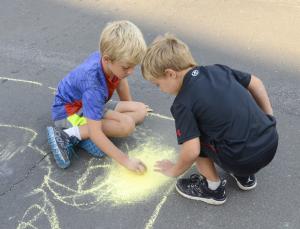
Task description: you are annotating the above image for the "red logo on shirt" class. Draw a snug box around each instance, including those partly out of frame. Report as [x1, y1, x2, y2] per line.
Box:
[176, 129, 182, 137]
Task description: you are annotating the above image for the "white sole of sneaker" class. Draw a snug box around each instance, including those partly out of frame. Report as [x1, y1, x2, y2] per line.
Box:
[230, 174, 257, 191]
[175, 185, 226, 205]
[47, 127, 70, 169]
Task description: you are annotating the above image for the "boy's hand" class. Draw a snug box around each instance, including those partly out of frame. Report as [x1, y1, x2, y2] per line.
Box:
[154, 160, 175, 177]
[125, 157, 147, 174]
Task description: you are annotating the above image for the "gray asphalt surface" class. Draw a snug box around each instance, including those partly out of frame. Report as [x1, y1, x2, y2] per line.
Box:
[1, 1, 300, 229]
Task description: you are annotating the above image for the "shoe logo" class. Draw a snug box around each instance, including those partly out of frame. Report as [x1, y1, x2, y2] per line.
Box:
[247, 177, 253, 183]
[191, 69, 199, 76]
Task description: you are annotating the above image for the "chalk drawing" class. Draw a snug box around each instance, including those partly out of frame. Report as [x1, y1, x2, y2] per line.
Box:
[17, 188, 60, 229]
[0, 124, 59, 228]
[0, 126, 34, 162]
[1, 76, 176, 229]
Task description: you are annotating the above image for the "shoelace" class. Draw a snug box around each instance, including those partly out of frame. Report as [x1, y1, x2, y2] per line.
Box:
[66, 136, 80, 159]
[187, 174, 204, 189]
[189, 174, 227, 190]
[69, 136, 80, 145]
[190, 174, 206, 184]
[53, 127, 80, 160]
[66, 144, 77, 159]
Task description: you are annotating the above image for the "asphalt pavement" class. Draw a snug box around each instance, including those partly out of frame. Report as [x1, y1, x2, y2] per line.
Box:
[0, 1, 300, 229]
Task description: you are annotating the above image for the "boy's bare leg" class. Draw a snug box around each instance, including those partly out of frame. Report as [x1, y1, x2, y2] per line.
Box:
[78, 110, 135, 139]
[195, 157, 220, 181]
[115, 101, 148, 124]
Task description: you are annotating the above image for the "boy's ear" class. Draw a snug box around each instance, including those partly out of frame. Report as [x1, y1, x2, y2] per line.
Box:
[165, 69, 177, 79]
[102, 55, 111, 63]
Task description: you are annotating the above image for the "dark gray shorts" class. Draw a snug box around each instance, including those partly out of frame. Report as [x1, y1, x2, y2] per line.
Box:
[199, 129, 279, 176]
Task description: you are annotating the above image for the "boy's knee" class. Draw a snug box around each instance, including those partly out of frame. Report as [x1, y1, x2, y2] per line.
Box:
[120, 115, 135, 136]
[135, 102, 148, 123]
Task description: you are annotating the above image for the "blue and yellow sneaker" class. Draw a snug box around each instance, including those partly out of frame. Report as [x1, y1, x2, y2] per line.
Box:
[47, 126, 79, 169]
[77, 139, 106, 158]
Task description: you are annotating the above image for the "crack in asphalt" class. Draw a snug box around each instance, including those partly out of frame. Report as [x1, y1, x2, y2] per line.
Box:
[0, 153, 49, 197]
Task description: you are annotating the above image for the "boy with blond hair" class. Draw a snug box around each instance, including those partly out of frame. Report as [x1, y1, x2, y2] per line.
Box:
[47, 20, 149, 173]
[142, 34, 278, 205]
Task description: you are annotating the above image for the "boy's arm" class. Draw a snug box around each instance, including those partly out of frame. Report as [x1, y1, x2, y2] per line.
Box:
[154, 137, 200, 177]
[86, 118, 146, 173]
[116, 78, 132, 101]
[247, 75, 273, 115]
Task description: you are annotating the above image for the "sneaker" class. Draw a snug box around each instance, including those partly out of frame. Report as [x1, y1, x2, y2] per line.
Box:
[47, 126, 79, 169]
[78, 139, 106, 158]
[230, 174, 257, 190]
[176, 174, 227, 205]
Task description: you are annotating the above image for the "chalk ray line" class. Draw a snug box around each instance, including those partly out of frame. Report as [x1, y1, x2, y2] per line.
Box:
[148, 112, 174, 121]
[0, 76, 42, 86]
[145, 184, 175, 229]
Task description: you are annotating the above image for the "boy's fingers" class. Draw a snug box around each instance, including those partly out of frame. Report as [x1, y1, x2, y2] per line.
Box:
[154, 162, 162, 168]
[138, 166, 145, 174]
[140, 161, 147, 170]
[154, 165, 160, 170]
[155, 161, 167, 168]
[154, 164, 165, 172]
[155, 160, 167, 165]
[135, 167, 144, 174]
[136, 162, 147, 174]
[154, 167, 163, 172]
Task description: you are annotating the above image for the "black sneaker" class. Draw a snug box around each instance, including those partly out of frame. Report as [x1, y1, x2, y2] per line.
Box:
[176, 174, 227, 205]
[230, 174, 257, 190]
[47, 126, 79, 169]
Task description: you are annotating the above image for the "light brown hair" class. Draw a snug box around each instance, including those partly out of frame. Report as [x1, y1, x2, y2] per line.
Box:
[99, 20, 146, 65]
[141, 34, 197, 80]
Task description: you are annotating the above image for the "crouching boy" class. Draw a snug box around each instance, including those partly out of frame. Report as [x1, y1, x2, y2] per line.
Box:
[141, 34, 278, 204]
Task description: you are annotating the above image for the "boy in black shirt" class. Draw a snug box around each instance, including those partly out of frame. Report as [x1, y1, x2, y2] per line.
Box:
[141, 34, 278, 205]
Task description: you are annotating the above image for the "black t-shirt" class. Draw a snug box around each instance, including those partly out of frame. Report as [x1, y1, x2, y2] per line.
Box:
[171, 65, 277, 162]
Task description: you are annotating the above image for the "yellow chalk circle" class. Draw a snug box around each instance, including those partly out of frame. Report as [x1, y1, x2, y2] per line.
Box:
[92, 141, 176, 205]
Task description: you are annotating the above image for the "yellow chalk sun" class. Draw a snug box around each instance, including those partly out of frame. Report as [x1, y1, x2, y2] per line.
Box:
[93, 140, 176, 205]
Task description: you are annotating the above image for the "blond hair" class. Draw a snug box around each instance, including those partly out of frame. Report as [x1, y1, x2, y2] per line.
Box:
[99, 20, 146, 65]
[141, 34, 197, 80]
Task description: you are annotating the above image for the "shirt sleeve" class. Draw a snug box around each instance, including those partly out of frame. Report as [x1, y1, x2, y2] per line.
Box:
[217, 64, 251, 88]
[231, 68, 251, 88]
[82, 87, 106, 120]
[171, 103, 201, 145]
